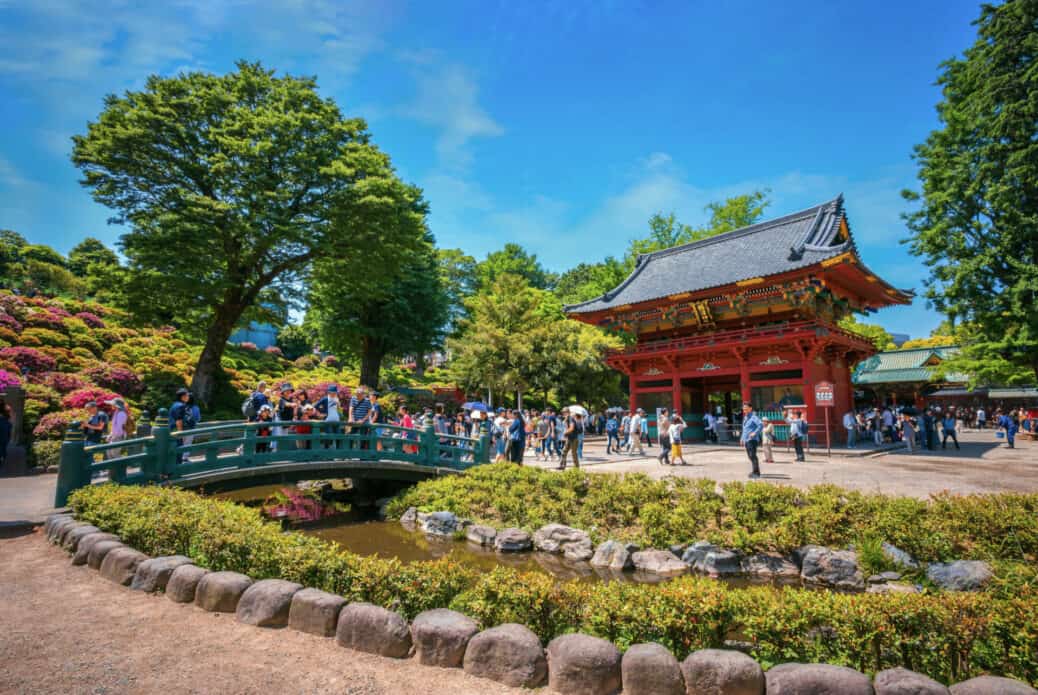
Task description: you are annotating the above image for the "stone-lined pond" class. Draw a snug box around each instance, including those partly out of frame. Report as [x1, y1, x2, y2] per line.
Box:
[219, 484, 817, 587]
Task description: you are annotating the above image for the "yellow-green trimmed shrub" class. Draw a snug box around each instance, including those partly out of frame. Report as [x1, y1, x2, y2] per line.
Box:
[68, 484, 1037, 686]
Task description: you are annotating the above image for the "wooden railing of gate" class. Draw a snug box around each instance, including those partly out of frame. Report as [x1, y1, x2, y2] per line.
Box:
[55, 408, 491, 506]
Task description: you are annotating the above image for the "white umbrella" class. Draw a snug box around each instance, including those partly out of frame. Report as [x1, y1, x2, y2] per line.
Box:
[567, 404, 588, 417]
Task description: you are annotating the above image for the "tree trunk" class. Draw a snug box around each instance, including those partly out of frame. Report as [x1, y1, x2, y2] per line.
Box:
[414, 353, 427, 378]
[190, 306, 243, 407]
[360, 336, 385, 388]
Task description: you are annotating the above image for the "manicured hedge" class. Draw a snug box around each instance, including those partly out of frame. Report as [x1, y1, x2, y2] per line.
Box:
[385, 463, 1038, 563]
[69, 484, 1037, 686]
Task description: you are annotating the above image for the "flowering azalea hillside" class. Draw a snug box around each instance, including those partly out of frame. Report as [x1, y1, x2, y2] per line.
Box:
[0, 290, 460, 467]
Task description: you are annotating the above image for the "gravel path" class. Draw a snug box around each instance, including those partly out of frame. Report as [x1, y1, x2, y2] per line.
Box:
[0, 530, 524, 695]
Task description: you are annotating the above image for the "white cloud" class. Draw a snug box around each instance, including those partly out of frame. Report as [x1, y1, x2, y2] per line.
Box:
[399, 59, 504, 171]
[0, 157, 30, 189]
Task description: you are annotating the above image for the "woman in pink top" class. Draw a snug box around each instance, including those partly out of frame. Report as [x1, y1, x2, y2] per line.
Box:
[398, 405, 417, 454]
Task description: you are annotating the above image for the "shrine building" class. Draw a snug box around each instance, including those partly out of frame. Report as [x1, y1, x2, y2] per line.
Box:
[565, 195, 912, 443]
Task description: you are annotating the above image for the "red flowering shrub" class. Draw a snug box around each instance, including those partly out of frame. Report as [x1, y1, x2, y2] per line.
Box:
[322, 355, 339, 367]
[0, 369, 21, 391]
[36, 371, 88, 394]
[0, 346, 56, 372]
[303, 381, 346, 402]
[81, 364, 144, 398]
[73, 311, 105, 328]
[0, 294, 26, 319]
[0, 311, 22, 333]
[62, 387, 120, 412]
[37, 347, 75, 371]
[32, 411, 71, 440]
[239, 341, 258, 350]
[23, 310, 64, 330]
[264, 345, 283, 356]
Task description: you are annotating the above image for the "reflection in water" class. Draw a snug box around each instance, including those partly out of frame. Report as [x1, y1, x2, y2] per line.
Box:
[220, 485, 801, 587]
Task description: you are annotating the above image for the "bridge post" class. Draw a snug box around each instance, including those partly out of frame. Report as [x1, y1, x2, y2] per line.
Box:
[55, 421, 89, 507]
[243, 425, 257, 466]
[148, 408, 171, 480]
[422, 422, 437, 467]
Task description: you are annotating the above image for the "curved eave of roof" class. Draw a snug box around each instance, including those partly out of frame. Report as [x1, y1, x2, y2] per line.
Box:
[568, 197, 842, 315]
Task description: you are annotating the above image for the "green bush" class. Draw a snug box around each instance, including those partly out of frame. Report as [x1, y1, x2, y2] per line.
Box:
[30, 439, 62, 468]
[68, 484, 1037, 686]
[387, 464, 1038, 564]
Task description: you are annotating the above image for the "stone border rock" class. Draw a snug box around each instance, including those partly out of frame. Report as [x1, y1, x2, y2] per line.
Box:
[49, 512, 1038, 695]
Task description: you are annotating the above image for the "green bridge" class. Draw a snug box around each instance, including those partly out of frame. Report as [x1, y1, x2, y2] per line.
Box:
[55, 409, 491, 506]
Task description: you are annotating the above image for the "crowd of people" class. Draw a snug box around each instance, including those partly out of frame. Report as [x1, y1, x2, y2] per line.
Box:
[63, 380, 1033, 473]
[841, 403, 1027, 452]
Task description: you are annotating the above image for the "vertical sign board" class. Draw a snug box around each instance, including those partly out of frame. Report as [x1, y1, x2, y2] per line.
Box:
[814, 381, 834, 455]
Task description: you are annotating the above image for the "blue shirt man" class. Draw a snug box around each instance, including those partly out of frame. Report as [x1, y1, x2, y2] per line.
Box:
[740, 403, 763, 478]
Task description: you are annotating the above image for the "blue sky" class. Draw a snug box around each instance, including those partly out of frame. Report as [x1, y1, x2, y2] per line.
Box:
[0, 0, 982, 337]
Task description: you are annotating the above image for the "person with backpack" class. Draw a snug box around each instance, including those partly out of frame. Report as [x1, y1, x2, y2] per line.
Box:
[169, 388, 196, 463]
[668, 414, 687, 465]
[105, 397, 134, 460]
[243, 381, 268, 422]
[558, 408, 583, 470]
[82, 401, 109, 446]
[628, 409, 644, 455]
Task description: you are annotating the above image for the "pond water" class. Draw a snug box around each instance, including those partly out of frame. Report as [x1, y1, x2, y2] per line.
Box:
[219, 485, 802, 587]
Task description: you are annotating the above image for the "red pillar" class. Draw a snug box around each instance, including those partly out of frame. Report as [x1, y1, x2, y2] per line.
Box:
[671, 375, 682, 416]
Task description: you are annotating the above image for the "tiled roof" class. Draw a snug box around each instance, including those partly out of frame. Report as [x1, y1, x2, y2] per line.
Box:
[852, 347, 967, 385]
[567, 195, 858, 314]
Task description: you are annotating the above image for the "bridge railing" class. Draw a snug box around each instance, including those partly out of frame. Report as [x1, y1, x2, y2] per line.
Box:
[55, 409, 491, 506]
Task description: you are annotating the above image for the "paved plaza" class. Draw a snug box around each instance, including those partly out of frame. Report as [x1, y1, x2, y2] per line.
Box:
[525, 431, 1038, 498]
[2, 431, 1034, 527]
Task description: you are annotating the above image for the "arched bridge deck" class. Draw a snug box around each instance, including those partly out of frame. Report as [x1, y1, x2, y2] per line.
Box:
[55, 411, 490, 506]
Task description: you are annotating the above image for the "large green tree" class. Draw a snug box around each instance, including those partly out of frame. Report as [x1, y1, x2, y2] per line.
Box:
[309, 230, 448, 387]
[450, 273, 620, 407]
[839, 314, 897, 351]
[437, 247, 478, 331]
[902, 0, 1038, 380]
[476, 243, 556, 291]
[72, 61, 424, 404]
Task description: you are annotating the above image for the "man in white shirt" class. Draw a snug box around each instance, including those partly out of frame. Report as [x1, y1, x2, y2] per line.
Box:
[843, 410, 857, 448]
[976, 407, 986, 430]
[628, 409, 645, 455]
[703, 412, 717, 443]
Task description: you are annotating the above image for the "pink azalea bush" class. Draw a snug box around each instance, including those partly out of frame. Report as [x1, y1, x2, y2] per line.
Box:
[264, 345, 283, 356]
[0, 369, 21, 391]
[23, 309, 65, 330]
[36, 371, 88, 394]
[61, 387, 120, 412]
[74, 311, 106, 328]
[0, 312, 22, 333]
[80, 364, 144, 398]
[0, 346, 57, 372]
[239, 341, 258, 351]
[32, 411, 71, 440]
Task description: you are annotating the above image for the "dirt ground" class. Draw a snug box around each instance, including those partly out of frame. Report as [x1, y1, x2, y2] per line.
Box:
[0, 530, 525, 695]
